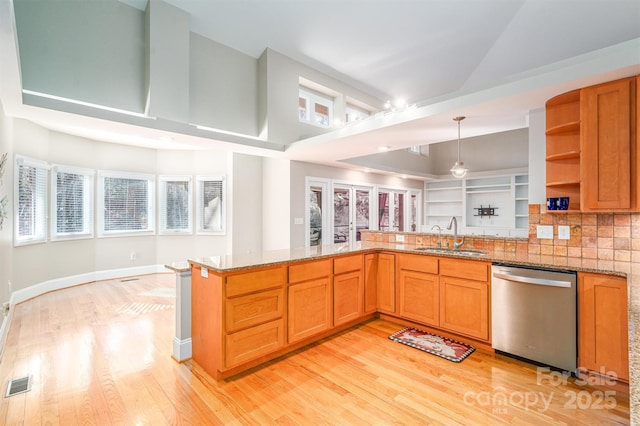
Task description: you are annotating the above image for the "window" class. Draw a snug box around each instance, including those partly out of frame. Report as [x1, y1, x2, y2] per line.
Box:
[197, 176, 225, 234]
[346, 104, 370, 123]
[51, 164, 94, 240]
[299, 88, 333, 128]
[159, 175, 192, 234]
[98, 171, 155, 236]
[378, 189, 405, 232]
[15, 156, 49, 245]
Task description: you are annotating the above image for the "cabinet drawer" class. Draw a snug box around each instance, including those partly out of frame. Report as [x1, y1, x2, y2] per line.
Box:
[225, 288, 285, 333]
[225, 319, 285, 368]
[226, 267, 286, 297]
[439, 258, 488, 282]
[398, 253, 438, 274]
[289, 259, 332, 283]
[334, 254, 363, 275]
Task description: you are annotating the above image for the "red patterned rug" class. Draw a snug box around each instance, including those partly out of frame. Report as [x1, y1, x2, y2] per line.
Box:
[389, 327, 475, 363]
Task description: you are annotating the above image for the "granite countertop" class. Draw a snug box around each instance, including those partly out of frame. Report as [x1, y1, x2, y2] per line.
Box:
[186, 241, 623, 277]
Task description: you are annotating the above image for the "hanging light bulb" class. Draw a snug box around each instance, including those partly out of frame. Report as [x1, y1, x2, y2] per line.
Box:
[450, 116, 468, 178]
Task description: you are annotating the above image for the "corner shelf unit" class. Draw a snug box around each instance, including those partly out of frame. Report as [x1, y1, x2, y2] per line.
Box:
[545, 89, 581, 211]
[424, 173, 528, 237]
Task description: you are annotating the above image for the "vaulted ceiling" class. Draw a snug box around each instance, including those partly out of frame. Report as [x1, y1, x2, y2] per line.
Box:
[1, 0, 639, 178]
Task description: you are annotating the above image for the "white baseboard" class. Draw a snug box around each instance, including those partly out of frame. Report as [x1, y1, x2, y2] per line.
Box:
[0, 264, 170, 360]
[0, 308, 12, 360]
[9, 264, 168, 306]
[172, 337, 192, 362]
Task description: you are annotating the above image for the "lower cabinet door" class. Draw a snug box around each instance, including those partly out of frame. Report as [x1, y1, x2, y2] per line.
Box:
[398, 270, 439, 326]
[578, 272, 629, 381]
[439, 276, 489, 341]
[288, 278, 332, 343]
[334, 270, 364, 326]
[225, 319, 285, 368]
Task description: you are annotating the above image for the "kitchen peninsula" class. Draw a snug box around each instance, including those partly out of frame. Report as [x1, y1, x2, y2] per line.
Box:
[187, 226, 632, 387]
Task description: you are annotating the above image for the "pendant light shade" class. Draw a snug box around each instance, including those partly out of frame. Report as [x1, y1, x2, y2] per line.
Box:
[450, 116, 468, 178]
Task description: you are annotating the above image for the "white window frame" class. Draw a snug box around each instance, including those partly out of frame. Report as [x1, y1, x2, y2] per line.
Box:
[158, 175, 193, 235]
[299, 88, 333, 129]
[51, 164, 94, 241]
[196, 175, 226, 235]
[97, 170, 156, 237]
[14, 155, 50, 246]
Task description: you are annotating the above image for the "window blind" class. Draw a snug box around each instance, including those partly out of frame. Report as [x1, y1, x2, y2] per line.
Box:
[53, 165, 94, 238]
[99, 171, 155, 235]
[159, 176, 192, 234]
[16, 158, 49, 244]
[197, 176, 225, 234]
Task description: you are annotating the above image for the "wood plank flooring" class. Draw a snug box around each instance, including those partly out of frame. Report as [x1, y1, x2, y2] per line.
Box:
[0, 273, 630, 425]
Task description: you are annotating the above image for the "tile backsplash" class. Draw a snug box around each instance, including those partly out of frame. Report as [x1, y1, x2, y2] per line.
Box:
[361, 204, 640, 274]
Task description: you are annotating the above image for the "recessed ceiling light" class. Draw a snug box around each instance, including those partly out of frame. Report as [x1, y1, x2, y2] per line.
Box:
[378, 146, 390, 152]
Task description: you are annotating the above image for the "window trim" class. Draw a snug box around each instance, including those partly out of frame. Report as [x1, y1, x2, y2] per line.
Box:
[196, 175, 226, 235]
[298, 88, 333, 129]
[97, 170, 156, 237]
[158, 175, 193, 235]
[14, 155, 50, 246]
[51, 164, 94, 241]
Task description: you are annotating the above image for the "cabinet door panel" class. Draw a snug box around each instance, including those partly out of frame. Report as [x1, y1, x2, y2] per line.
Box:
[578, 273, 629, 381]
[377, 253, 396, 313]
[288, 278, 332, 343]
[226, 266, 285, 297]
[334, 270, 364, 326]
[364, 254, 378, 314]
[225, 319, 285, 368]
[225, 288, 285, 333]
[398, 270, 439, 326]
[581, 78, 633, 210]
[439, 276, 489, 341]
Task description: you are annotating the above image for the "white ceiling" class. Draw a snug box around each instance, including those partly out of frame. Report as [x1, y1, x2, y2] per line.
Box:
[2, 0, 640, 177]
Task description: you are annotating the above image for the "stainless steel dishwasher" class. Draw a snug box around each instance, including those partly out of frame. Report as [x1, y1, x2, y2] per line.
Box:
[491, 264, 577, 373]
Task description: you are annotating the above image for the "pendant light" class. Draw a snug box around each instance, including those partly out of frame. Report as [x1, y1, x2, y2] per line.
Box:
[450, 116, 468, 178]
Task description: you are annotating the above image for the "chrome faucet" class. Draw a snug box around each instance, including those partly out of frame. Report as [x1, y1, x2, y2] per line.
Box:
[431, 225, 442, 248]
[447, 216, 465, 250]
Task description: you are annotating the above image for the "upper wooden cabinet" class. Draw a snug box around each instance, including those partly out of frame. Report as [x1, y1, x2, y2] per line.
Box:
[546, 75, 639, 212]
[581, 77, 637, 211]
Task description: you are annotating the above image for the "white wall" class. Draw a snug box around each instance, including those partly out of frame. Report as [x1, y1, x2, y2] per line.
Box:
[7, 116, 232, 293]
[231, 153, 263, 254]
[528, 108, 546, 205]
[263, 158, 291, 251]
[0, 101, 13, 306]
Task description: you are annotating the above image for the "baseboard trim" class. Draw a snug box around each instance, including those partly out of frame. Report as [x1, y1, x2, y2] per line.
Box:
[0, 308, 13, 360]
[172, 337, 192, 362]
[9, 264, 168, 306]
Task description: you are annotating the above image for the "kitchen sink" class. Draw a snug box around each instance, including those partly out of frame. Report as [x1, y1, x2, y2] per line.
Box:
[413, 247, 488, 257]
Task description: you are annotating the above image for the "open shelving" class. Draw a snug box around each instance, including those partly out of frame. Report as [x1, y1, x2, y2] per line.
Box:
[545, 88, 581, 211]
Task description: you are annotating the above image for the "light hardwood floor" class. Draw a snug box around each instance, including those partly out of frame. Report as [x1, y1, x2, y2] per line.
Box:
[0, 273, 630, 425]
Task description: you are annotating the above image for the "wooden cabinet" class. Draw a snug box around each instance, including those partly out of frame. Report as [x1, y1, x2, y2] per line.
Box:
[223, 266, 286, 369]
[397, 254, 439, 326]
[376, 253, 396, 314]
[439, 258, 490, 341]
[578, 272, 629, 381]
[546, 75, 639, 212]
[581, 77, 638, 211]
[288, 259, 332, 343]
[333, 254, 364, 326]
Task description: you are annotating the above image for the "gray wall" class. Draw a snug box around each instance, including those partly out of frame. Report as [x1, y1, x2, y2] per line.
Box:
[0, 102, 13, 305]
[14, 0, 146, 113]
[289, 161, 424, 248]
[425, 128, 529, 176]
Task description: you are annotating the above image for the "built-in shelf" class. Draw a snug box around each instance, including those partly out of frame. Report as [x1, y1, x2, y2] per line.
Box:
[545, 151, 581, 161]
[545, 121, 580, 135]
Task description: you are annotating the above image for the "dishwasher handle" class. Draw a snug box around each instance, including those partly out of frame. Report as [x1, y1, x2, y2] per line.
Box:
[492, 270, 572, 288]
